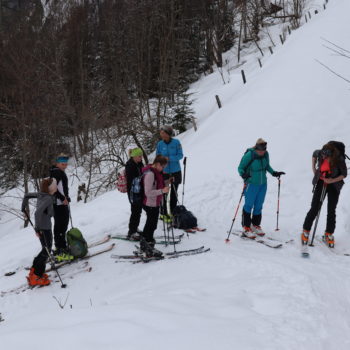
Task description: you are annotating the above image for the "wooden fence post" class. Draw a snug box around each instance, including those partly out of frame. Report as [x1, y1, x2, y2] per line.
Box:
[215, 95, 222, 109]
[269, 46, 274, 54]
[279, 34, 284, 45]
[241, 70, 246, 84]
[258, 58, 262, 68]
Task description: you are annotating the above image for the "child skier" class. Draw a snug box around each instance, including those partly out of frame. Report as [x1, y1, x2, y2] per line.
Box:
[22, 178, 57, 286]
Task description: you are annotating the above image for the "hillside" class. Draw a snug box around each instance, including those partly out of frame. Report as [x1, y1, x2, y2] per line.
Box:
[1, 0, 350, 349]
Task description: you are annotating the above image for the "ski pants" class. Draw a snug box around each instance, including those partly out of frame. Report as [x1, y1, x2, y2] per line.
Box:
[53, 204, 69, 250]
[242, 183, 267, 227]
[32, 230, 52, 277]
[142, 205, 160, 242]
[303, 180, 340, 234]
[128, 199, 143, 235]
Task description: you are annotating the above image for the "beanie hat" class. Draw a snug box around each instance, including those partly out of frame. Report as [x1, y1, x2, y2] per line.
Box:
[160, 125, 174, 136]
[130, 148, 143, 158]
[56, 153, 69, 163]
[255, 138, 267, 151]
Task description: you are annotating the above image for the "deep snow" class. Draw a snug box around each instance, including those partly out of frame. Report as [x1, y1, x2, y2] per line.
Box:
[1, 0, 350, 349]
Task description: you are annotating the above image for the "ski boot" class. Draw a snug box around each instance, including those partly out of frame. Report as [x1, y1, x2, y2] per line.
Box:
[159, 214, 173, 224]
[127, 232, 141, 241]
[301, 230, 310, 245]
[54, 249, 74, 263]
[27, 269, 51, 286]
[140, 238, 163, 258]
[242, 226, 256, 239]
[322, 232, 335, 248]
[251, 225, 265, 237]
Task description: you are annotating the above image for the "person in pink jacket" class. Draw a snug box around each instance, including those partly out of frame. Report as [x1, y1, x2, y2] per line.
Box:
[140, 155, 169, 257]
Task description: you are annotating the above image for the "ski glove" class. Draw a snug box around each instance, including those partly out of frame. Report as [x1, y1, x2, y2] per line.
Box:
[241, 173, 250, 180]
[272, 171, 285, 177]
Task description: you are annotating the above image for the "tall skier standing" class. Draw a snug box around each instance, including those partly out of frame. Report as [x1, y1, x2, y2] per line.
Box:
[238, 138, 285, 239]
[301, 142, 347, 247]
[49, 153, 74, 261]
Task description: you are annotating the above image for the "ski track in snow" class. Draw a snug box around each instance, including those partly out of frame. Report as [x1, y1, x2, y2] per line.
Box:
[2, 0, 350, 348]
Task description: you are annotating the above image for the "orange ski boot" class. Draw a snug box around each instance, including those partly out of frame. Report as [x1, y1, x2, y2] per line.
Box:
[301, 230, 310, 245]
[27, 269, 51, 286]
[323, 232, 335, 248]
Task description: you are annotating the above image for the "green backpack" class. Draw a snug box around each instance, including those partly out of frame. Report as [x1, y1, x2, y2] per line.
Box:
[67, 227, 88, 258]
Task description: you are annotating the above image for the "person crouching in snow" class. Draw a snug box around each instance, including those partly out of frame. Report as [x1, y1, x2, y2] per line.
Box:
[238, 138, 285, 238]
[301, 142, 347, 247]
[21, 178, 57, 286]
[140, 155, 169, 257]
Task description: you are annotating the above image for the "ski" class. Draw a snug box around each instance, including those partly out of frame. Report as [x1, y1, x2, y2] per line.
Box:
[1, 263, 92, 297]
[88, 234, 111, 248]
[45, 243, 115, 272]
[231, 231, 282, 248]
[111, 245, 206, 260]
[114, 247, 211, 263]
[111, 235, 181, 245]
[184, 227, 206, 233]
[315, 236, 350, 257]
[154, 233, 184, 240]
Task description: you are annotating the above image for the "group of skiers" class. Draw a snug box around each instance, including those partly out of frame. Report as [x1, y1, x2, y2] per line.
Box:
[20, 124, 347, 287]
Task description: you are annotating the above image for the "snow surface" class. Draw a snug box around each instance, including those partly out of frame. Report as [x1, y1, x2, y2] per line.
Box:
[1, 0, 350, 349]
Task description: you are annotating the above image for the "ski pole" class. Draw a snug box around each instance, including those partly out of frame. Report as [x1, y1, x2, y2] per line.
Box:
[275, 176, 281, 231]
[182, 157, 187, 205]
[225, 183, 247, 243]
[309, 183, 327, 247]
[24, 210, 67, 288]
[161, 198, 168, 246]
[68, 204, 74, 228]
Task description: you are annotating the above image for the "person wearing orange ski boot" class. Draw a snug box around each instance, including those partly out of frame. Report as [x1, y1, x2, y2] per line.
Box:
[238, 138, 285, 239]
[140, 155, 169, 258]
[301, 142, 347, 248]
[22, 178, 57, 286]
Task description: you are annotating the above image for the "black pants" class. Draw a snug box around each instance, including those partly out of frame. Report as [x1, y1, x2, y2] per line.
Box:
[128, 201, 143, 234]
[142, 206, 160, 242]
[53, 204, 69, 250]
[162, 172, 182, 215]
[32, 230, 52, 277]
[303, 180, 340, 234]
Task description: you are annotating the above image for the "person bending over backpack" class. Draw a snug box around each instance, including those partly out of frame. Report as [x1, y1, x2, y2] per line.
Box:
[125, 148, 144, 241]
[140, 155, 169, 257]
[21, 178, 57, 286]
[301, 142, 347, 247]
[238, 138, 285, 239]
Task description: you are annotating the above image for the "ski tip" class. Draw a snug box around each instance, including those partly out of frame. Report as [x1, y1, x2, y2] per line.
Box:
[301, 252, 310, 258]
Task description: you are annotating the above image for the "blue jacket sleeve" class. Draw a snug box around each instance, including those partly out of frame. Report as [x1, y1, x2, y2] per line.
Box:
[266, 152, 275, 175]
[156, 141, 161, 156]
[168, 140, 183, 162]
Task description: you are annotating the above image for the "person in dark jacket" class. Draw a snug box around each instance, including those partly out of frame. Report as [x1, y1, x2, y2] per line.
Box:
[49, 153, 73, 261]
[238, 138, 285, 238]
[125, 148, 144, 240]
[22, 178, 57, 286]
[156, 125, 183, 221]
[301, 142, 347, 247]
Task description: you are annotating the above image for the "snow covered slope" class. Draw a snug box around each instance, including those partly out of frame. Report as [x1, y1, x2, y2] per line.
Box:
[1, 1, 350, 349]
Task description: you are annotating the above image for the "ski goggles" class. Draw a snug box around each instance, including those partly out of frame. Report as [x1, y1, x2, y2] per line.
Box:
[322, 149, 332, 157]
[56, 156, 69, 163]
[255, 143, 267, 151]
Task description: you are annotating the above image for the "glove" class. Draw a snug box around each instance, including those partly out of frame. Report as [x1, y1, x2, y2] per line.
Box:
[241, 173, 250, 180]
[272, 171, 285, 177]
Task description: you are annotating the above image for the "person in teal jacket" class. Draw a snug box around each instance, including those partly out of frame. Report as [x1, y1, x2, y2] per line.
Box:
[156, 125, 183, 220]
[238, 138, 285, 238]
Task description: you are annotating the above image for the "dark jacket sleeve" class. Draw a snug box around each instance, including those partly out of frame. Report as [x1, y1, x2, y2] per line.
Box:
[338, 158, 347, 178]
[21, 193, 38, 212]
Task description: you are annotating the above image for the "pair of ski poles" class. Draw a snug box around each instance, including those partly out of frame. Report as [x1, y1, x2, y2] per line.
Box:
[225, 176, 283, 243]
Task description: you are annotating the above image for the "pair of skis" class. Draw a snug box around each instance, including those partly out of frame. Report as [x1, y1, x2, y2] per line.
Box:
[111, 234, 183, 245]
[112, 245, 210, 263]
[230, 230, 288, 249]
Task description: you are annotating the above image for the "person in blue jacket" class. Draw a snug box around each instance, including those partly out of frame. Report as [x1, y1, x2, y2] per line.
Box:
[156, 125, 183, 221]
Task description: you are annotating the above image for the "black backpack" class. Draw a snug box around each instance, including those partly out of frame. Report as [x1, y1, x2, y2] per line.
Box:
[172, 205, 197, 230]
[328, 141, 350, 160]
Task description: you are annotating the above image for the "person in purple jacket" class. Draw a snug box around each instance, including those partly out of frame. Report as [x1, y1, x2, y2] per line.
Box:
[140, 155, 169, 257]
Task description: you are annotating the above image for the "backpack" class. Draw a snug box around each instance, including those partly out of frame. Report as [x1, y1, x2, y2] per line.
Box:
[116, 168, 127, 193]
[172, 205, 197, 230]
[130, 169, 153, 205]
[328, 141, 350, 160]
[67, 227, 88, 258]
